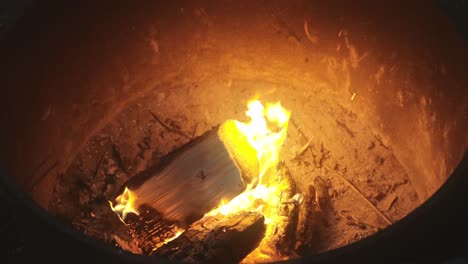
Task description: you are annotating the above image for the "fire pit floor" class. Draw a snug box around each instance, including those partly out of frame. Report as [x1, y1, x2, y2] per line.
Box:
[49, 79, 419, 261]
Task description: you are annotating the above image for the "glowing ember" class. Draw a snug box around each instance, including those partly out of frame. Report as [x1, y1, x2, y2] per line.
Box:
[109, 187, 139, 221]
[206, 100, 291, 225]
[163, 229, 184, 244]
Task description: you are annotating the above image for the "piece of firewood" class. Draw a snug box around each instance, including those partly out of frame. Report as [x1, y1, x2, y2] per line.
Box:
[123, 205, 181, 254]
[153, 212, 265, 263]
[294, 176, 328, 254]
[260, 162, 299, 257]
[118, 121, 258, 227]
[294, 184, 316, 254]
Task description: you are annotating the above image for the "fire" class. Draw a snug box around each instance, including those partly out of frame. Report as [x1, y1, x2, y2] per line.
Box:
[110, 99, 292, 258]
[109, 187, 139, 221]
[111, 187, 185, 252]
[206, 100, 291, 223]
[163, 229, 183, 244]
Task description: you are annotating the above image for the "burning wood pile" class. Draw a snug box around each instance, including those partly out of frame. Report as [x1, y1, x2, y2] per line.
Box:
[49, 88, 418, 263]
[108, 100, 322, 262]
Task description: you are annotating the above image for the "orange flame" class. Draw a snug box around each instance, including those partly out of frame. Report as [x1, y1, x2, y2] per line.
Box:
[110, 99, 291, 257]
[109, 187, 139, 221]
[206, 100, 291, 224]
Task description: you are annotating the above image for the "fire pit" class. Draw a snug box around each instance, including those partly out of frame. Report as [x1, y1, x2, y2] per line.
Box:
[1, 1, 467, 263]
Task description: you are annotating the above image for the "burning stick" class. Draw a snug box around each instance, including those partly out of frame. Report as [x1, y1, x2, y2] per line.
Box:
[153, 212, 266, 263]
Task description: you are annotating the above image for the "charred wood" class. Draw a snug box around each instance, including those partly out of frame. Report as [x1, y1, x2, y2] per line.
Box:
[154, 212, 265, 263]
[123, 205, 181, 254]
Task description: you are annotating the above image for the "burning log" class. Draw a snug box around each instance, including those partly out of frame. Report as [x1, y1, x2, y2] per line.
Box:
[153, 212, 265, 263]
[112, 121, 259, 227]
[109, 100, 293, 259]
[122, 205, 182, 254]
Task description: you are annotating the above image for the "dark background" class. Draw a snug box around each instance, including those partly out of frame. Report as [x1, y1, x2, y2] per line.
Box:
[0, 1, 467, 263]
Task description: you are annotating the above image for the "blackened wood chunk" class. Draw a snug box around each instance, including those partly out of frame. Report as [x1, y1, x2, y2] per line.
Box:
[124, 205, 181, 254]
[154, 212, 265, 263]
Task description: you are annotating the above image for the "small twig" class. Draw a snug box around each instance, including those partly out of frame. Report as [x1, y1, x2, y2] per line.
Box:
[93, 154, 105, 180]
[336, 119, 355, 138]
[32, 153, 52, 177]
[295, 139, 312, 157]
[338, 211, 380, 230]
[149, 110, 191, 140]
[290, 118, 302, 135]
[291, 118, 316, 164]
[290, 117, 392, 226]
[374, 134, 390, 149]
[111, 144, 127, 173]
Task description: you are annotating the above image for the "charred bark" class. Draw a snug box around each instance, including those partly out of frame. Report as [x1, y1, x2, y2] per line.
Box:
[123, 205, 181, 254]
[153, 212, 265, 263]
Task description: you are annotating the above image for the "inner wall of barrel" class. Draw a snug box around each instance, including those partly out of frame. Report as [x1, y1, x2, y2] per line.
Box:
[0, 1, 467, 210]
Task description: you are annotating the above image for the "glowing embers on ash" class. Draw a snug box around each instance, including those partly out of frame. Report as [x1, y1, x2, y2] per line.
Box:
[110, 100, 302, 261]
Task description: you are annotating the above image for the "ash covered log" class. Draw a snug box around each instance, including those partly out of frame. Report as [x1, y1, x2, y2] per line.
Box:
[294, 176, 328, 254]
[115, 121, 259, 227]
[294, 184, 317, 253]
[153, 211, 265, 263]
[260, 162, 299, 257]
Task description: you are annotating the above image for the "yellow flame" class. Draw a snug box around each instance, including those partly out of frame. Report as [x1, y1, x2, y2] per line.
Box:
[109, 187, 139, 221]
[110, 99, 291, 258]
[163, 229, 183, 244]
[207, 100, 291, 223]
[150, 228, 185, 253]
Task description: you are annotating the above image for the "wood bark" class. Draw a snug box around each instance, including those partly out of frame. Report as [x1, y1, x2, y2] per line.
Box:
[153, 212, 265, 263]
